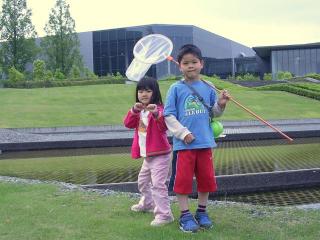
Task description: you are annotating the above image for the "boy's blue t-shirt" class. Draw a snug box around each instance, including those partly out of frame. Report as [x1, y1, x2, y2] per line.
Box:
[164, 80, 217, 151]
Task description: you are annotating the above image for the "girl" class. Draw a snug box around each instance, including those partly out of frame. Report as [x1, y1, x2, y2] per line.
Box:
[123, 77, 174, 226]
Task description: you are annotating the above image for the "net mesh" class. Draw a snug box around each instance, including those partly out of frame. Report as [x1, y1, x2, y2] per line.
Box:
[125, 34, 173, 81]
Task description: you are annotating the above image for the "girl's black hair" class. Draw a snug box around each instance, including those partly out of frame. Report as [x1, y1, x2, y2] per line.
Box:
[135, 77, 163, 105]
[177, 44, 203, 63]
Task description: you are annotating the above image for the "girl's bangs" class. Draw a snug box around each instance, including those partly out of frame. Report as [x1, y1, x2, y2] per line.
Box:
[136, 78, 154, 91]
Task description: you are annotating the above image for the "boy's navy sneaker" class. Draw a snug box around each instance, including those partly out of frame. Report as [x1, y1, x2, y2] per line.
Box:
[179, 213, 200, 233]
[195, 211, 213, 229]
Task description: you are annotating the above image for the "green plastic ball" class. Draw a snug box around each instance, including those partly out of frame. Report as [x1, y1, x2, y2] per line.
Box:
[211, 121, 223, 138]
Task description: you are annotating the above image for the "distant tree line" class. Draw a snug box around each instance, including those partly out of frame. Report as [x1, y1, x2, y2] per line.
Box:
[0, 0, 96, 81]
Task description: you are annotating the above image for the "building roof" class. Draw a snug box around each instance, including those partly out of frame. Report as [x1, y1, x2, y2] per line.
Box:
[253, 42, 320, 58]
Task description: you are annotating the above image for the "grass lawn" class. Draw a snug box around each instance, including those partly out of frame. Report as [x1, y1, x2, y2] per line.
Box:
[0, 80, 320, 128]
[0, 181, 319, 240]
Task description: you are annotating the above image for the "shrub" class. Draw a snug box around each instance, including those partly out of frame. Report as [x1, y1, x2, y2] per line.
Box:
[8, 67, 24, 82]
[114, 72, 123, 80]
[305, 73, 320, 80]
[84, 68, 98, 79]
[3, 77, 126, 88]
[211, 74, 221, 80]
[33, 59, 46, 81]
[54, 69, 65, 80]
[44, 70, 54, 81]
[235, 73, 259, 81]
[160, 75, 181, 81]
[277, 71, 293, 80]
[244, 73, 259, 81]
[291, 83, 320, 93]
[69, 65, 81, 79]
[263, 73, 272, 81]
[226, 75, 234, 81]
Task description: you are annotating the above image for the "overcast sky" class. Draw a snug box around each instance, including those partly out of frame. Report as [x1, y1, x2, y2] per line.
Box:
[2, 0, 319, 47]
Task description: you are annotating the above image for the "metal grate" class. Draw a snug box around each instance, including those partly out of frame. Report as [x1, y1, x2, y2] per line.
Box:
[215, 187, 320, 206]
[0, 138, 319, 184]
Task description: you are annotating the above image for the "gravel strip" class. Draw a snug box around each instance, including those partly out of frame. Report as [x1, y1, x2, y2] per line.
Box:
[1, 175, 319, 210]
[0, 129, 48, 143]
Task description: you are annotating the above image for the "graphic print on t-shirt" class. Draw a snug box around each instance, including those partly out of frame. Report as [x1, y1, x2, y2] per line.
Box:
[138, 119, 147, 133]
[184, 95, 206, 117]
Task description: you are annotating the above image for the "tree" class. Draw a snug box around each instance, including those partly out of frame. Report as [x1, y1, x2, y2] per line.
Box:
[41, 0, 83, 76]
[0, 0, 38, 73]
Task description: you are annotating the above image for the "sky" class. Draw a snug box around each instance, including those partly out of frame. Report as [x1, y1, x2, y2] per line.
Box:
[2, 0, 320, 47]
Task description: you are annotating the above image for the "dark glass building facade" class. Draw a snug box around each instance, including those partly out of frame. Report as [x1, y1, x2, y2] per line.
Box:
[203, 57, 259, 78]
[78, 25, 320, 80]
[89, 24, 256, 79]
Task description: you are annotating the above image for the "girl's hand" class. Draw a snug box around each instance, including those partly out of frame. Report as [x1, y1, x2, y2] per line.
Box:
[218, 90, 231, 108]
[146, 104, 159, 117]
[133, 102, 144, 112]
[145, 104, 157, 113]
[184, 133, 195, 144]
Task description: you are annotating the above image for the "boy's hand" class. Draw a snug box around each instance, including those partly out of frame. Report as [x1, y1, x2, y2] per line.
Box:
[184, 133, 195, 144]
[218, 90, 231, 108]
[133, 102, 144, 112]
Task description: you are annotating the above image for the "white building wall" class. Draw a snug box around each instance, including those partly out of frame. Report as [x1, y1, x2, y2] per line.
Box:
[78, 31, 93, 71]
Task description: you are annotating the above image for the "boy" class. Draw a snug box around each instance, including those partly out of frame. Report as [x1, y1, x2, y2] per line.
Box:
[164, 44, 230, 233]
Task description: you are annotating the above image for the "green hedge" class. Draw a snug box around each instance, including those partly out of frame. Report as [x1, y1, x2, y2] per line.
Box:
[305, 73, 320, 80]
[291, 83, 320, 93]
[255, 83, 320, 100]
[2, 78, 126, 88]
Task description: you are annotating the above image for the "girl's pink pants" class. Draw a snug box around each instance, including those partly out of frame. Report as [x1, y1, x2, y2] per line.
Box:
[137, 153, 173, 220]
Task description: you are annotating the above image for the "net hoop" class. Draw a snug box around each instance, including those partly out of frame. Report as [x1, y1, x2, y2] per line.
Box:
[133, 34, 173, 64]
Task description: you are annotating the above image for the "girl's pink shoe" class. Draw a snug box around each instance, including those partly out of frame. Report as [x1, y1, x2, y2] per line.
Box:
[150, 216, 174, 226]
[130, 204, 154, 213]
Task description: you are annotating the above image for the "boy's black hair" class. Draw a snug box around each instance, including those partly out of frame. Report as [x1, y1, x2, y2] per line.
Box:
[177, 44, 203, 63]
[135, 77, 163, 105]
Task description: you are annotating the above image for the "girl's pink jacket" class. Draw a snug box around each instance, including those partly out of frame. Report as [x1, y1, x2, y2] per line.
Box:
[123, 105, 171, 159]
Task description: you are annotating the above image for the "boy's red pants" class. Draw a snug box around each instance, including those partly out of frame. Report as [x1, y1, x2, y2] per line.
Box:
[173, 148, 217, 194]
